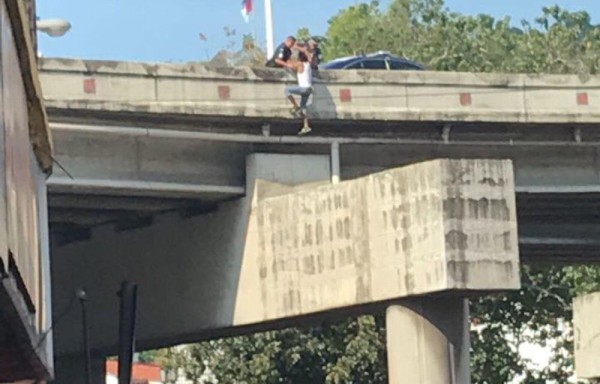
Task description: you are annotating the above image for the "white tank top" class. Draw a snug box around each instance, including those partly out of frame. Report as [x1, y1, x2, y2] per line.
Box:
[298, 62, 312, 88]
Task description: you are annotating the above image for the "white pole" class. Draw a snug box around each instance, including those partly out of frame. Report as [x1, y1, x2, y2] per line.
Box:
[331, 141, 341, 184]
[264, 0, 275, 58]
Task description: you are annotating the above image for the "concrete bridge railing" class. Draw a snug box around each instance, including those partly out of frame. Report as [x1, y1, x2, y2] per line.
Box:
[40, 57, 600, 124]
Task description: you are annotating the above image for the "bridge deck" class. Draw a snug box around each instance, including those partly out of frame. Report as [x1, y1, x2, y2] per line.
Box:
[40, 57, 600, 125]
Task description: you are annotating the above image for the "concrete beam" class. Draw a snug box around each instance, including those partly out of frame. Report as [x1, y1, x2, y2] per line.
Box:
[48, 178, 244, 199]
[48, 194, 199, 212]
[49, 122, 600, 193]
[234, 158, 519, 323]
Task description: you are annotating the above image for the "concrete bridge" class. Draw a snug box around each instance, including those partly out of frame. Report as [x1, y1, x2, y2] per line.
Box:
[39, 58, 600, 383]
[41, 58, 600, 262]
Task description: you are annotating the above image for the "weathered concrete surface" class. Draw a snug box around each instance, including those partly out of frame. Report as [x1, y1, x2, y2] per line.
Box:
[39, 57, 600, 123]
[387, 299, 470, 384]
[50, 154, 333, 359]
[234, 158, 520, 324]
[574, 291, 600, 379]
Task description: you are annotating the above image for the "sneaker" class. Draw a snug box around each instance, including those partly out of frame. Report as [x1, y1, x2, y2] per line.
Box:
[298, 125, 312, 135]
[289, 107, 301, 117]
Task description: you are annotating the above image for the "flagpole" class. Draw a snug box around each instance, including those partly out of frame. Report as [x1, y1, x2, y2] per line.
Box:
[264, 0, 274, 58]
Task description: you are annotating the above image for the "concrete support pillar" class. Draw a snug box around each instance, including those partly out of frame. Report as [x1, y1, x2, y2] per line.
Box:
[386, 298, 470, 384]
[52, 355, 105, 384]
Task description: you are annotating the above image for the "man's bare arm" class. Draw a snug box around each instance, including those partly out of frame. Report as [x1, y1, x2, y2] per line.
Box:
[283, 61, 302, 72]
[297, 45, 314, 61]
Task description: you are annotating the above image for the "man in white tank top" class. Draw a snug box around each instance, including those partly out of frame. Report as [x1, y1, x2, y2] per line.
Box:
[283, 51, 313, 135]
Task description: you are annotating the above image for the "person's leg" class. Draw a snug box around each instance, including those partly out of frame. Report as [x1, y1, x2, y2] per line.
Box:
[297, 89, 312, 134]
[300, 93, 309, 110]
[298, 116, 312, 135]
[287, 95, 300, 109]
[299, 88, 312, 116]
[285, 87, 303, 111]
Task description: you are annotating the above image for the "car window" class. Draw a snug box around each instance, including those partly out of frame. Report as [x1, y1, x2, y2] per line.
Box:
[361, 59, 387, 70]
[346, 61, 363, 69]
[388, 59, 420, 70]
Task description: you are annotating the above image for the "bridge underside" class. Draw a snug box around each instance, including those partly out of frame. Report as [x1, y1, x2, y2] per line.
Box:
[48, 111, 600, 263]
[50, 156, 519, 366]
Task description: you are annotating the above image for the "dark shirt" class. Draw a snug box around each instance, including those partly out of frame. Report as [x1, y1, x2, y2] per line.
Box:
[311, 47, 323, 70]
[265, 43, 292, 67]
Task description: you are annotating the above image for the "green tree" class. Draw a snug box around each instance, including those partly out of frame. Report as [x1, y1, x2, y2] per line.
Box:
[325, 1, 382, 59]
[324, 0, 600, 75]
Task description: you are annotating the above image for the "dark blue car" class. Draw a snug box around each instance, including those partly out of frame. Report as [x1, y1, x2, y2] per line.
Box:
[320, 52, 424, 71]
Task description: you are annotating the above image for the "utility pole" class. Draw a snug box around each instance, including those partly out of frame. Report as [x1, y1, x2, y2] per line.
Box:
[77, 289, 92, 384]
[264, 0, 274, 58]
[118, 281, 138, 384]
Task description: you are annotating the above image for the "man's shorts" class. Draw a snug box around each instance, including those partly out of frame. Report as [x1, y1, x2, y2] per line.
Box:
[285, 86, 313, 109]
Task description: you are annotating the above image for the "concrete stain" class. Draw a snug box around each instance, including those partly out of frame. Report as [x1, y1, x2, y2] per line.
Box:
[142, 64, 160, 77]
[303, 223, 313, 246]
[355, 273, 372, 302]
[444, 197, 510, 221]
[329, 251, 336, 270]
[303, 254, 316, 275]
[446, 230, 469, 251]
[338, 249, 346, 267]
[336, 219, 343, 238]
[259, 262, 268, 280]
[343, 217, 351, 239]
[318, 251, 326, 274]
[479, 177, 506, 187]
[447, 259, 468, 287]
[83, 60, 120, 73]
[402, 236, 413, 253]
[315, 220, 324, 245]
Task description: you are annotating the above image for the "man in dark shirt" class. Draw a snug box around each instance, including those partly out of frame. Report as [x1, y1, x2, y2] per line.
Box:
[308, 39, 323, 70]
[265, 36, 296, 68]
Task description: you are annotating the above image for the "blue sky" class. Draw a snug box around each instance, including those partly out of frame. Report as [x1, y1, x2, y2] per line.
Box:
[37, 0, 600, 63]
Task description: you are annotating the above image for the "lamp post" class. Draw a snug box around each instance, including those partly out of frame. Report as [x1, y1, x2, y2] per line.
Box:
[37, 18, 71, 37]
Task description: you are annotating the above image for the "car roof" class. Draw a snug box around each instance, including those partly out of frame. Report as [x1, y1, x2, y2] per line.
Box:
[321, 52, 424, 69]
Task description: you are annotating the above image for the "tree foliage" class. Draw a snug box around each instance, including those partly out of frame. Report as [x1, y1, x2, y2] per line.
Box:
[324, 0, 600, 75]
[149, 1, 600, 383]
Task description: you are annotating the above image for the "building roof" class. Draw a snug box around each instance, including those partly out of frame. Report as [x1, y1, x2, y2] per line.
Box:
[106, 360, 163, 383]
[4, 0, 54, 173]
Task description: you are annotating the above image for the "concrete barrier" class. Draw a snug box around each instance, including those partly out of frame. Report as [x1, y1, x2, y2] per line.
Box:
[40, 57, 600, 124]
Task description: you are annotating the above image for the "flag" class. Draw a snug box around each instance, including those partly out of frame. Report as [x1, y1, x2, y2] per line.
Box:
[241, 0, 253, 23]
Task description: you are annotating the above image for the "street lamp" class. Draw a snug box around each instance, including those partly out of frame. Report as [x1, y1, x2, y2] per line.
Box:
[37, 19, 71, 37]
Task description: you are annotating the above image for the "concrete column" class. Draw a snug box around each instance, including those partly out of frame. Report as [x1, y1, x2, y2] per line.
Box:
[52, 355, 105, 384]
[386, 298, 470, 384]
[330, 141, 340, 184]
[574, 291, 600, 379]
